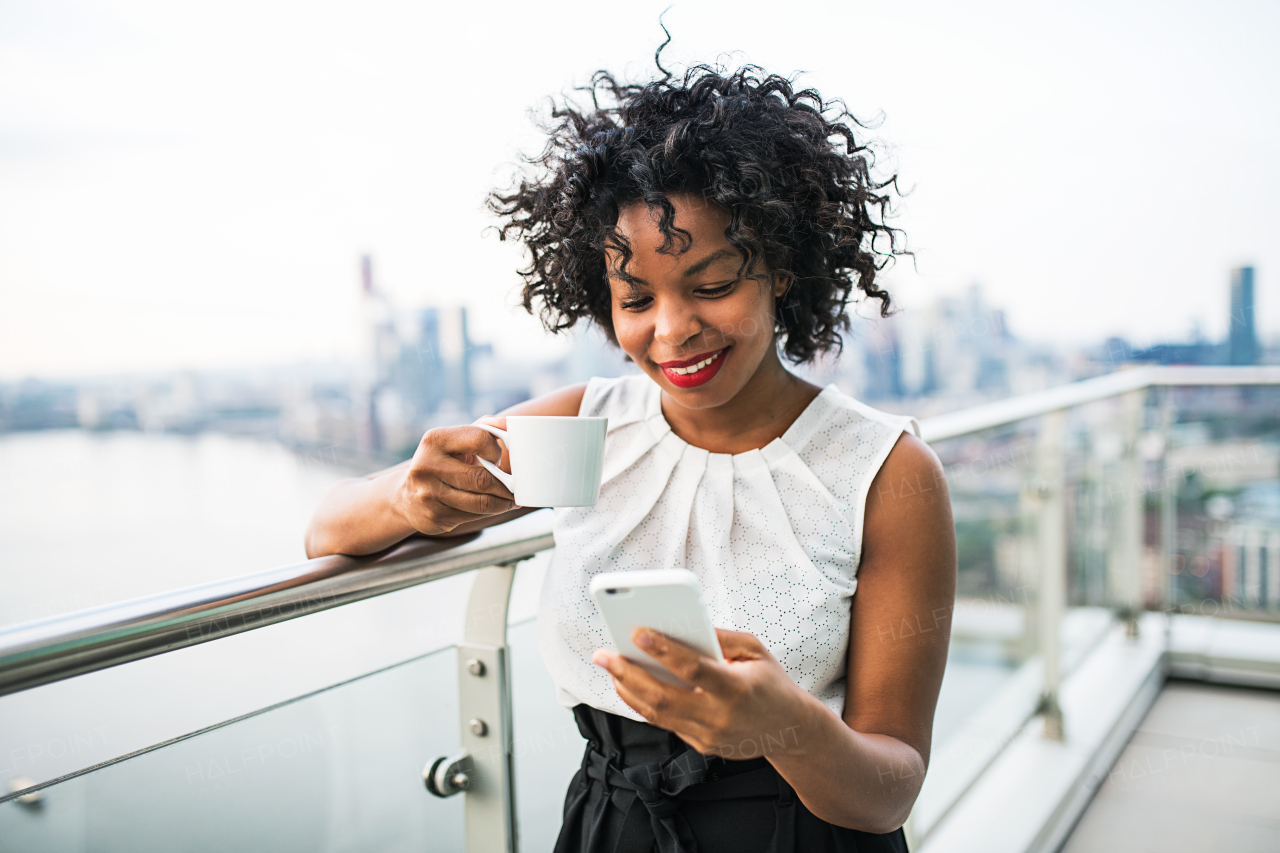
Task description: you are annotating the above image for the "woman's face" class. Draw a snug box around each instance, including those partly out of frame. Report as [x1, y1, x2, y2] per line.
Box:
[606, 194, 786, 410]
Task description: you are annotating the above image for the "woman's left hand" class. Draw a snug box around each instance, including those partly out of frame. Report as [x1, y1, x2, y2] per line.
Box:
[592, 628, 818, 759]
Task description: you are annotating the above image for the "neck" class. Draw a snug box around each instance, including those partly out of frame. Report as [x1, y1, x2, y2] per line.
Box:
[660, 346, 821, 455]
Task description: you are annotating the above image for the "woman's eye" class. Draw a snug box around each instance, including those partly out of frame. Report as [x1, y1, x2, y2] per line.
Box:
[696, 281, 736, 297]
[620, 296, 652, 311]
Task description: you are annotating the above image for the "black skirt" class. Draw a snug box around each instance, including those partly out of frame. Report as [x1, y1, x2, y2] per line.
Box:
[553, 704, 910, 853]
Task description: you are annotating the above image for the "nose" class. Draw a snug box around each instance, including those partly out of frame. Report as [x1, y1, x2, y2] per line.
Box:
[652, 295, 704, 350]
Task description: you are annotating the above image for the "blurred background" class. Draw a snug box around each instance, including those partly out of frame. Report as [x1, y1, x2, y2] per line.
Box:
[2, 1, 1279, 851]
[4, 0, 1278, 604]
[4, 0, 1277, 433]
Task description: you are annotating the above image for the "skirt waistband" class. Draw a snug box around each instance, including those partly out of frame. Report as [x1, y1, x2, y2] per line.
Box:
[557, 705, 796, 853]
[571, 703, 769, 773]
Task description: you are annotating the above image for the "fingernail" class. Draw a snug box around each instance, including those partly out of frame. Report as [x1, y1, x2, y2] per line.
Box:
[592, 650, 609, 667]
[634, 630, 652, 649]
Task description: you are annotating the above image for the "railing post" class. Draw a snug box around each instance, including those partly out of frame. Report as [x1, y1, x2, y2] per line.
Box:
[1036, 409, 1066, 740]
[1113, 389, 1145, 637]
[458, 565, 518, 853]
[1269, 533, 1280, 612]
[1244, 529, 1262, 608]
[1160, 391, 1177, 610]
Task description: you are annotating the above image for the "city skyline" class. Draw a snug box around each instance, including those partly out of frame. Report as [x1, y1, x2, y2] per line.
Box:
[3, 260, 1269, 466]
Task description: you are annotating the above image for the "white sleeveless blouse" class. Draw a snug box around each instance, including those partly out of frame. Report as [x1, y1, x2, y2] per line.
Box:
[537, 374, 919, 721]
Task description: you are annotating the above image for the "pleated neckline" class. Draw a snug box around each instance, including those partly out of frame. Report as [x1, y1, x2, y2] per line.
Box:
[640, 382, 839, 463]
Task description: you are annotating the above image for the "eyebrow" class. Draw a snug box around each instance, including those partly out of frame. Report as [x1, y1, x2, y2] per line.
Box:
[682, 249, 738, 278]
[608, 248, 740, 288]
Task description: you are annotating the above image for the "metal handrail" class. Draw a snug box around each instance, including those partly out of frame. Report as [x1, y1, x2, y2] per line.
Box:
[917, 365, 1280, 441]
[0, 511, 555, 698]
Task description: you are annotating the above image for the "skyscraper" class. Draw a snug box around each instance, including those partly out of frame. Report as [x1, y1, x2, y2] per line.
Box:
[1228, 266, 1258, 366]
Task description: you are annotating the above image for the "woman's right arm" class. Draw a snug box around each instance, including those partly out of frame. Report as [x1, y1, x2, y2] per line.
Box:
[304, 383, 587, 558]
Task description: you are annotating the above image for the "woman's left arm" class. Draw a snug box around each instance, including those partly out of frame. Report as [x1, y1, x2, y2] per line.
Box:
[595, 432, 956, 833]
[779, 431, 956, 829]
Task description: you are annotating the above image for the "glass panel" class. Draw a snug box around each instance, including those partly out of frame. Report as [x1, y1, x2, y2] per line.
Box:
[0, 647, 465, 853]
[1062, 385, 1280, 619]
[506, 551, 586, 853]
[929, 422, 1039, 745]
[508, 616, 585, 853]
[0, 570, 474, 794]
[1163, 386, 1280, 617]
[1067, 393, 1150, 614]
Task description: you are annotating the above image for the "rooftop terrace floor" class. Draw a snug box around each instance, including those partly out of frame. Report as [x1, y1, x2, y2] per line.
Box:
[1062, 680, 1280, 852]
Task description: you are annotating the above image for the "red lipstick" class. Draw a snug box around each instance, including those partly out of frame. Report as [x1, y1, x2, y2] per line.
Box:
[657, 347, 729, 389]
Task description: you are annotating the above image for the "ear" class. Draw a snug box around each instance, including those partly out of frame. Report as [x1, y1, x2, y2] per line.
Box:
[772, 271, 794, 298]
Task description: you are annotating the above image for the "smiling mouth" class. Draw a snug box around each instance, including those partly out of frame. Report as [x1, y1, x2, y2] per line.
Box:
[664, 351, 723, 375]
[657, 347, 729, 388]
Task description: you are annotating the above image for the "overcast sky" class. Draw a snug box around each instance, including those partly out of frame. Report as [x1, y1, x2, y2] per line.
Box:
[2, 0, 1277, 379]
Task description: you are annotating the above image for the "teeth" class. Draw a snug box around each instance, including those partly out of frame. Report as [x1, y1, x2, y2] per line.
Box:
[670, 352, 720, 375]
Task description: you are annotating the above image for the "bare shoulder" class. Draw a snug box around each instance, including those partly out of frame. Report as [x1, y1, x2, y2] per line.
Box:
[862, 431, 954, 572]
[882, 430, 941, 475]
[500, 382, 588, 418]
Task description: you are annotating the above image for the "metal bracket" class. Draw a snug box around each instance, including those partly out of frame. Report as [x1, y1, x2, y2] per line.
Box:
[457, 640, 513, 852]
[424, 748, 474, 797]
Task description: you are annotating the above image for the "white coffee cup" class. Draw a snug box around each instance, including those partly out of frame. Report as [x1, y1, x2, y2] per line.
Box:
[475, 416, 608, 507]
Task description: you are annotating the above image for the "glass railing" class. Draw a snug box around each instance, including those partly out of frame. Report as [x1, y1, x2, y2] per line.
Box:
[906, 367, 1280, 845]
[1, 646, 467, 851]
[4, 365, 1278, 853]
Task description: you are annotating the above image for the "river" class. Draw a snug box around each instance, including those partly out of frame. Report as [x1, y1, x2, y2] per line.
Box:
[0, 430, 357, 629]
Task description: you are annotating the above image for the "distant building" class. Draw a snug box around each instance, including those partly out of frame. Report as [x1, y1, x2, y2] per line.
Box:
[393, 307, 446, 419]
[861, 320, 905, 400]
[1120, 265, 1261, 368]
[356, 254, 399, 455]
[1128, 342, 1221, 366]
[0, 380, 78, 431]
[1228, 266, 1258, 366]
[855, 284, 1024, 403]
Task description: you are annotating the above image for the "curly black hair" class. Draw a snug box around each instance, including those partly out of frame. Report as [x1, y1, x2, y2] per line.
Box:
[488, 58, 906, 364]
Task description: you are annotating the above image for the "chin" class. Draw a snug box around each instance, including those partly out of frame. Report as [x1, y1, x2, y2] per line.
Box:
[664, 384, 739, 410]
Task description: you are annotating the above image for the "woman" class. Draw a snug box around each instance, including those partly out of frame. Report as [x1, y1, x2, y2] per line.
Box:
[307, 63, 956, 852]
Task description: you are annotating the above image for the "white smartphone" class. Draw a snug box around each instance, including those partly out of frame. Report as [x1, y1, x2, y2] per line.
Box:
[588, 569, 724, 688]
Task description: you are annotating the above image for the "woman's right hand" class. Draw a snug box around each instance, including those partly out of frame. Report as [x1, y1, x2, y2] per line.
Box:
[305, 384, 586, 558]
[391, 419, 518, 536]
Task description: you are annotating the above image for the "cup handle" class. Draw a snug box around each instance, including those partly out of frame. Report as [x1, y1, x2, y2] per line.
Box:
[474, 423, 515, 492]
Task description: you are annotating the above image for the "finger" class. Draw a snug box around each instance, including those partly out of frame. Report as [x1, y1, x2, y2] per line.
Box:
[634, 629, 732, 693]
[608, 671, 659, 722]
[611, 678, 716, 753]
[598, 653, 700, 728]
[612, 675, 689, 730]
[429, 453, 515, 501]
[713, 628, 769, 661]
[594, 648, 696, 707]
[429, 425, 506, 466]
[472, 416, 510, 467]
[415, 428, 513, 499]
[434, 480, 517, 516]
